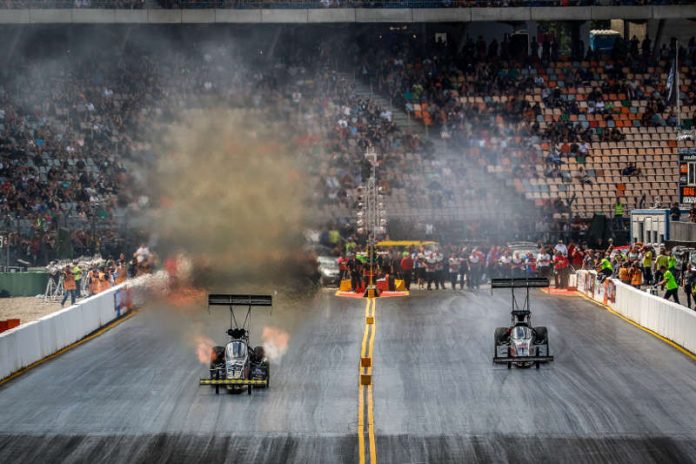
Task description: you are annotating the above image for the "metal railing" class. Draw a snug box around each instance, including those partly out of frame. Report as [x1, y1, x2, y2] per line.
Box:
[670, 220, 696, 243]
[0, 0, 693, 9]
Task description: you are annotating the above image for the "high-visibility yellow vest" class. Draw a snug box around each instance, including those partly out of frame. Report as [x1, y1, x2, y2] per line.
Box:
[72, 265, 83, 282]
[600, 258, 613, 271]
[614, 203, 624, 216]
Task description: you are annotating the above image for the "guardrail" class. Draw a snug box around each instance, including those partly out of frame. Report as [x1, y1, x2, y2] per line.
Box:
[0, 275, 149, 382]
[575, 270, 696, 356]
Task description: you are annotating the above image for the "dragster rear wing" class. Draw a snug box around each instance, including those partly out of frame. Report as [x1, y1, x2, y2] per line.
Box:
[490, 277, 549, 289]
[208, 294, 273, 307]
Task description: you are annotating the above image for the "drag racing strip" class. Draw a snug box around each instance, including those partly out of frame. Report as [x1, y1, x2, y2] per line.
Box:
[358, 297, 377, 464]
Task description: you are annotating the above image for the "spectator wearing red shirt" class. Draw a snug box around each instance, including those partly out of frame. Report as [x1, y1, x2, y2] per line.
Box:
[553, 251, 570, 289]
[338, 255, 349, 281]
[400, 253, 414, 291]
[569, 245, 584, 270]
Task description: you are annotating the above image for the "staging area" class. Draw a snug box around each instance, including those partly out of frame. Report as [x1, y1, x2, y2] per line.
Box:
[1, 290, 696, 463]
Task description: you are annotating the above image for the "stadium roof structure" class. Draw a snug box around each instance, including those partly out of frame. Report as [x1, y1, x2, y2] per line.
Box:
[0, 4, 694, 24]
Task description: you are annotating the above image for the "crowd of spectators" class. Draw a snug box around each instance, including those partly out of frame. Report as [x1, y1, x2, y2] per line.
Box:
[364, 33, 695, 220]
[0, 33, 267, 266]
[332, 238, 696, 311]
[1, 27, 693, 268]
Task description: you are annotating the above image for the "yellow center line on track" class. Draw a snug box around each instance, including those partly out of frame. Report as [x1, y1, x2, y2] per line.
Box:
[358, 297, 377, 464]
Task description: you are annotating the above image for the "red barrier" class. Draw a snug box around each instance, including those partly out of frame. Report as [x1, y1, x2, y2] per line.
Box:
[0, 319, 21, 333]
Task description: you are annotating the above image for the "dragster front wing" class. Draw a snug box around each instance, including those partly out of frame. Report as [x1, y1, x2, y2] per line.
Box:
[493, 355, 554, 363]
[199, 379, 268, 386]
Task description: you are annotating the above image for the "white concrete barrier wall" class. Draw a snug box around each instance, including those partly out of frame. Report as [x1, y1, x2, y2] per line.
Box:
[575, 270, 696, 355]
[612, 280, 696, 355]
[0, 278, 145, 381]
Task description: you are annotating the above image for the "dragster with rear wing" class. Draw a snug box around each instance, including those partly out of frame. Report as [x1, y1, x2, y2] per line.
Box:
[199, 294, 272, 395]
[492, 277, 554, 369]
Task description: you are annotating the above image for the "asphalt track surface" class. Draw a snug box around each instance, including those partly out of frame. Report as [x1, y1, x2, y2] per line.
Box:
[2, 288, 696, 463]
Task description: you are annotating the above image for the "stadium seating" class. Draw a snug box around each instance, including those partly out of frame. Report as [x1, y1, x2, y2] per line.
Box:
[376, 46, 696, 220]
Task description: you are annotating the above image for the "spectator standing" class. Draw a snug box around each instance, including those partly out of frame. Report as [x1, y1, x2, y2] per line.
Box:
[570, 245, 584, 270]
[459, 250, 469, 289]
[400, 252, 414, 291]
[425, 251, 438, 290]
[553, 251, 569, 288]
[613, 199, 625, 230]
[338, 255, 349, 281]
[618, 262, 631, 285]
[598, 254, 613, 280]
[657, 266, 680, 303]
[468, 248, 483, 290]
[642, 246, 654, 285]
[690, 204, 696, 223]
[684, 265, 696, 309]
[61, 266, 77, 307]
[448, 253, 461, 290]
[630, 263, 643, 289]
[670, 203, 681, 222]
[72, 261, 83, 297]
[536, 248, 552, 278]
[436, 250, 446, 289]
[654, 248, 669, 289]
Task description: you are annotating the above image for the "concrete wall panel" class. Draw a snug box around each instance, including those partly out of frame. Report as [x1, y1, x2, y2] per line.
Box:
[215, 8, 262, 23]
[261, 8, 308, 23]
[591, 5, 651, 20]
[471, 7, 528, 22]
[532, 6, 588, 21]
[28, 9, 71, 23]
[113, 9, 148, 23]
[307, 8, 356, 23]
[355, 8, 412, 23]
[653, 5, 696, 19]
[412, 8, 469, 23]
[147, 9, 181, 23]
[0, 9, 30, 23]
[72, 8, 116, 23]
[182, 9, 215, 23]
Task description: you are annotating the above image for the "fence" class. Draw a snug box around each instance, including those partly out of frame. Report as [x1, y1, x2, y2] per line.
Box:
[576, 270, 696, 356]
[670, 221, 696, 243]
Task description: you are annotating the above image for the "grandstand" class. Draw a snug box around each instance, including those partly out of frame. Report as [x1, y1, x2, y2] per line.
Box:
[371, 42, 696, 225]
[0, 10, 695, 264]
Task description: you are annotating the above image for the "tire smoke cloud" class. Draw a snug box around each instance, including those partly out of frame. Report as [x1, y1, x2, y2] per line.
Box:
[144, 108, 315, 291]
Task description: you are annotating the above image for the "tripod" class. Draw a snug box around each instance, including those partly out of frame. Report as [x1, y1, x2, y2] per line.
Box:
[44, 273, 65, 302]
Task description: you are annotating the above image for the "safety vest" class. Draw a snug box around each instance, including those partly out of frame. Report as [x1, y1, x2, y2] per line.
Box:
[664, 270, 678, 290]
[64, 271, 77, 291]
[668, 256, 677, 270]
[72, 265, 82, 282]
[642, 250, 653, 267]
[614, 203, 624, 216]
[600, 258, 613, 271]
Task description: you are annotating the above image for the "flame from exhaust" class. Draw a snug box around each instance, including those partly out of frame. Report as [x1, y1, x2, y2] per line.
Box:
[195, 335, 216, 365]
[262, 326, 289, 362]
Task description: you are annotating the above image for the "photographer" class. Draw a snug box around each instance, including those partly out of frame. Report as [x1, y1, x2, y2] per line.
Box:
[60, 266, 78, 307]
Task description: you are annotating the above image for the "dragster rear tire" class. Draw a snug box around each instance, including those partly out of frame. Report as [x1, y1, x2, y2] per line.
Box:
[534, 326, 548, 344]
[494, 327, 508, 358]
